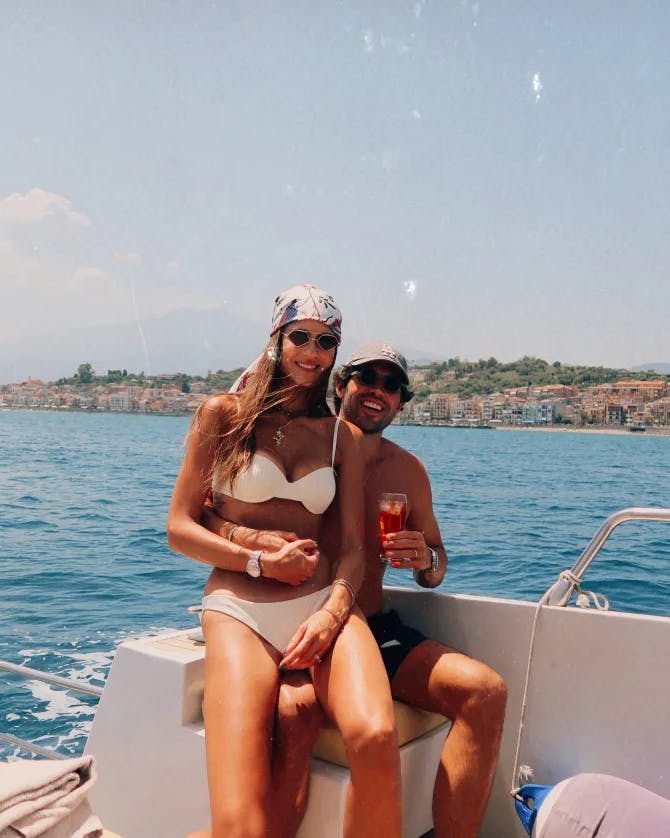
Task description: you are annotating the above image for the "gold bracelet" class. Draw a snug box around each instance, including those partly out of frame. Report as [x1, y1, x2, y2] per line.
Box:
[332, 578, 356, 609]
[322, 605, 344, 628]
[229, 525, 239, 543]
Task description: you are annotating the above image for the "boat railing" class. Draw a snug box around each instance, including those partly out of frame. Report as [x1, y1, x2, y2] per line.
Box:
[0, 658, 103, 760]
[544, 506, 670, 607]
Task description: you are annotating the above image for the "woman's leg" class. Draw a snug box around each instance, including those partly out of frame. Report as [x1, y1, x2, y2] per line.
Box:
[312, 608, 402, 838]
[193, 609, 281, 838]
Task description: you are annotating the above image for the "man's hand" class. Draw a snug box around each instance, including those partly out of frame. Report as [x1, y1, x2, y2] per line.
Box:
[262, 539, 320, 586]
[238, 527, 299, 552]
[381, 530, 432, 571]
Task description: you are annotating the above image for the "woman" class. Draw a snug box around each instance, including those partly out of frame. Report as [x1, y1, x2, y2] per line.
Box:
[167, 284, 401, 838]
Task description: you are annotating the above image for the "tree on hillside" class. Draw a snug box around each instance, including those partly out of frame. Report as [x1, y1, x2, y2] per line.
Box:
[76, 363, 95, 384]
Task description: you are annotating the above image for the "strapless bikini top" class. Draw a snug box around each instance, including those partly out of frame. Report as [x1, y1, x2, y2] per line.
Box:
[212, 416, 341, 515]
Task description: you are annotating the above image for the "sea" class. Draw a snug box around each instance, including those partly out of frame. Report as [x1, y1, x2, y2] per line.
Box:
[1, 411, 669, 760]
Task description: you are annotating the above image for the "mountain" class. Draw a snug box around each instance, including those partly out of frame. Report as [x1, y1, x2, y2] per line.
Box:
[0, 307, 267, 382]
[0, 306, 434, 383]
[632, 362, 670, 374]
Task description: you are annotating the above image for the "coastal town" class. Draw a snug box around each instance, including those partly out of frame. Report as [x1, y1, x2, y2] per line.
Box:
[2, 358, 670, 431]
[399, 374, 670, 431]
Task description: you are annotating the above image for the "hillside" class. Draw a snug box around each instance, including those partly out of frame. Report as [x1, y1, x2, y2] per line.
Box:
[408, 356, 670, 399]
[49, 356, 670, 400]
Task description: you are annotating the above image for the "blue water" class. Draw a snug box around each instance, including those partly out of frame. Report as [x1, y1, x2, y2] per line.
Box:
[1, 412, 669, 758]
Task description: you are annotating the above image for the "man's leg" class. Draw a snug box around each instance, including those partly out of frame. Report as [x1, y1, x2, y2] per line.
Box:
[269, 670, 324, 838]
[390, 640, 507, 838]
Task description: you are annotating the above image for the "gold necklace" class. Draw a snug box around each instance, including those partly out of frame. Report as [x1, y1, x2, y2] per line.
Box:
[270, 406, 309, 447]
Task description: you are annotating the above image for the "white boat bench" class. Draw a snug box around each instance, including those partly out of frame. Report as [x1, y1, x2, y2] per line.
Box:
[87, 629, 450, 838]
[305, 699, 449, 838]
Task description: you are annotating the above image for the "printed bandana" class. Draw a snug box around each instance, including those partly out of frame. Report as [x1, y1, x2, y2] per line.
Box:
[270, 284, 342, 340]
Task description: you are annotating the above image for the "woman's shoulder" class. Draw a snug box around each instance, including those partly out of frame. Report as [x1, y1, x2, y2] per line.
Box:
[203, 392, 238, 412]
[336, 415, 362, 439]
[194, 393, 239, 432]
[311, 413, 360, 440]
[332, 416, 362, 460]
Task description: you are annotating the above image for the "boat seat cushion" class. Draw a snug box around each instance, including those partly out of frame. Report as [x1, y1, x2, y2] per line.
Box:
[312, 699, 448, 767]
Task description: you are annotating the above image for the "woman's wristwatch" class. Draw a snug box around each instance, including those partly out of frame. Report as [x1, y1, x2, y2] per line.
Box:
[245, 551, 263, 578]
[427, 546, 439, 574]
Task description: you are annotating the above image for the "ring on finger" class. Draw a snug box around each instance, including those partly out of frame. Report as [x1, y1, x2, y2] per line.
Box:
[314, 653, 322, 663]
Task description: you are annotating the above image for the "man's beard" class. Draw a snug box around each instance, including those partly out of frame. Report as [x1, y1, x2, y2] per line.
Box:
[344, 403, 395, 434]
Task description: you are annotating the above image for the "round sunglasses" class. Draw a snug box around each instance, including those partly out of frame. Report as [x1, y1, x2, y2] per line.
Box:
[351, 366, 403, 394]
[284, 329, 339, 352]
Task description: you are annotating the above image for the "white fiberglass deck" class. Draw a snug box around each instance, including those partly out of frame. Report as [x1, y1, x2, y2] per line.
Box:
[86, 587, 670, 838]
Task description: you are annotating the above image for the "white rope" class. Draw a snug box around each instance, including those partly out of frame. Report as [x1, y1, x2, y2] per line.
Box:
[509, 570, 610, 793]
[575, 589, 609, 610]
[509, 591, 549, 793]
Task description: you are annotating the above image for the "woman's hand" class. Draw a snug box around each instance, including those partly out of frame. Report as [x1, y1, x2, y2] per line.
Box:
[279, 607, 342, 670]
[262, 539, 320, 586]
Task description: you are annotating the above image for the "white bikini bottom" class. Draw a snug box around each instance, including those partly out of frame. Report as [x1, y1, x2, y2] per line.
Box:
[201, 587, 330, 653]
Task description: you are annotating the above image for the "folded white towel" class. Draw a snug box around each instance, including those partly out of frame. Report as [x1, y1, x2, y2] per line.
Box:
[0, 755, 102, 838]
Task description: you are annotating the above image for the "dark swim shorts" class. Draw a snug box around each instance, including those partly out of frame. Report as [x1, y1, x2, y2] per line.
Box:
[366, 610, 427, 680]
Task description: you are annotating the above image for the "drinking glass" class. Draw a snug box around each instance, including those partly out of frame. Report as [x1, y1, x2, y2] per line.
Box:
[378, 492, 407, 560]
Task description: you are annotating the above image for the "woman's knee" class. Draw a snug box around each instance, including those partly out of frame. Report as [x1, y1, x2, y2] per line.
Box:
[211, 804, 266, 838]
[341, 710, 399, 762]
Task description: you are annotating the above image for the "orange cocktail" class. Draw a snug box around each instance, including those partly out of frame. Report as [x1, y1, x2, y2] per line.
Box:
[378, 493, 407, 559]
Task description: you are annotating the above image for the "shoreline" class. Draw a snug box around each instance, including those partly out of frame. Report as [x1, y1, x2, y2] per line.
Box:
[492, 425, 670, 437]
[397, 422, 670, 437]
[3, 407, 670, 436]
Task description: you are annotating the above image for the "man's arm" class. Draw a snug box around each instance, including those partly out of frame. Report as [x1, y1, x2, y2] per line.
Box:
[379, 454, 447, 589]
[199, 505, 319, 586]
[407, 457, 447, 588]
[200, 505, 298, 552]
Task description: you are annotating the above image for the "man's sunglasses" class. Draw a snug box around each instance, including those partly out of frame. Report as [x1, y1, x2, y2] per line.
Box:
[351, 367, 404, 394]
[284, 329, 339, 352]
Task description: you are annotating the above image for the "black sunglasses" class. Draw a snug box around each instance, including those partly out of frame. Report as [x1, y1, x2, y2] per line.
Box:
[351, 367, 404, 394]
[284, 329, 339, 352]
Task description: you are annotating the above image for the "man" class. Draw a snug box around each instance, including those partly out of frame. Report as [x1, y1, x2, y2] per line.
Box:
[204, 341, 506, 838]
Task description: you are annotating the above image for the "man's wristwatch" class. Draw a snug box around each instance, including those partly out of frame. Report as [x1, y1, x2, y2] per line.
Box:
[245, 551, 263, 578]
[427, 546, 439, 574]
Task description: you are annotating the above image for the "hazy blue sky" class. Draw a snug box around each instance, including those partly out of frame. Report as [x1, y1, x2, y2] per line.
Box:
[1, 1, 668, 379]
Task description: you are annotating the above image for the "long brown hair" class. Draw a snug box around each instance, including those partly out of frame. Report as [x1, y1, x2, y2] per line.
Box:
[195, 330, 335, 489]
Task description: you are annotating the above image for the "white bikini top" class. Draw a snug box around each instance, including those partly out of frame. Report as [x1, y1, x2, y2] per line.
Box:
[212, 416, 341, 515]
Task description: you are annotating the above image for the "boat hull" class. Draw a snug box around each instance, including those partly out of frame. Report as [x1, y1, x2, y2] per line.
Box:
[86, 589, 670, 837]
[384, 588, 670, 837]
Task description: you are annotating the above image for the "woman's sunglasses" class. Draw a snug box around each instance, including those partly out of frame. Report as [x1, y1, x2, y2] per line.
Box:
[351, 366, 404, 394]
[284, 329, 339, 352]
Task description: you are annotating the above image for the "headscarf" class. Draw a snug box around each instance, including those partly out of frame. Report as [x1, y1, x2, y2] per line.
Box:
[270, 284, 342, 340]
[230, 283, 342, 392]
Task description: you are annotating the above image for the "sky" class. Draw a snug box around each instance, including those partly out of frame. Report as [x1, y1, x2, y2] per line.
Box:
[1, 1, 669, 381]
